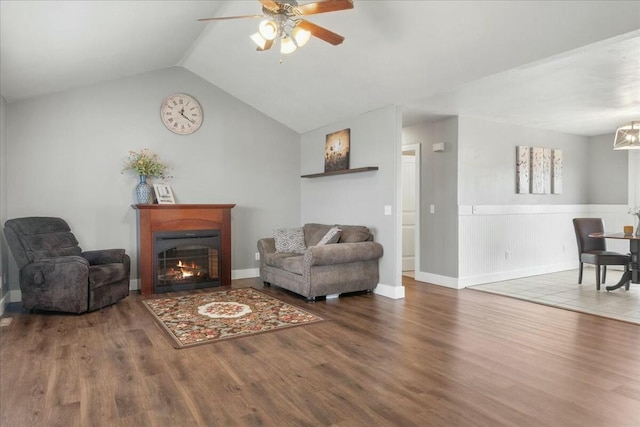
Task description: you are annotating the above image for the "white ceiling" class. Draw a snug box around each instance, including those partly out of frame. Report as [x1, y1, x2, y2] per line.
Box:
[1, 1, 639, 136]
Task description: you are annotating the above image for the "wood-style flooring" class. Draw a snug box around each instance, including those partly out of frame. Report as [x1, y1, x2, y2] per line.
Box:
[1, 277, 639, 427]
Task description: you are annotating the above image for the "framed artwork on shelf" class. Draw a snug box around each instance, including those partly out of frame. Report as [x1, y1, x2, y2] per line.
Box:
[153, 184, 175, 204]
[324, 128, 350, 172]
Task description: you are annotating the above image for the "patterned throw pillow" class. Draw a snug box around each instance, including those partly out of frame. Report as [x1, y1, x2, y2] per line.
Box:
[273, 227, 306, 254]
[316, 227, 342, 246]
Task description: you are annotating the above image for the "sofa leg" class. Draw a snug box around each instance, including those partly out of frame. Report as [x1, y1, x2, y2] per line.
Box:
[306, 296, 316, 303]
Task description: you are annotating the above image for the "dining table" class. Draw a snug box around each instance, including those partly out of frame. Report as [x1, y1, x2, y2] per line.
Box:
[588, 232, 640, 291]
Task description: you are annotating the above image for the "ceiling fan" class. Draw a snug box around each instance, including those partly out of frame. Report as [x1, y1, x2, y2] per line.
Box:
[198, 0, 354, 54]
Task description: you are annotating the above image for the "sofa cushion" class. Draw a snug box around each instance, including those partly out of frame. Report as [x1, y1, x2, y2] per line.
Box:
[273, 227, 306, 254]
[264, 253, 304, 275]
[303, 223, 334, 247]
[280, 256, 304, 275]
[337, 225, 371, 243]
[317, 227, 342, 246]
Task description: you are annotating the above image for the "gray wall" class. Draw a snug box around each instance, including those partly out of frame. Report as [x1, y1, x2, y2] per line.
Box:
[458, 117, 592, 205]
[300, 105, 401, 288]
[402, 117, 459, 277]
[0, 95, 7, 301]
[5, 67, 300, 292]
[587, 133, 629, 204]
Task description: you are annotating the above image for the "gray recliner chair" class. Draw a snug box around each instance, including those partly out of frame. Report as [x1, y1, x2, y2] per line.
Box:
[3, 217, 130, 313]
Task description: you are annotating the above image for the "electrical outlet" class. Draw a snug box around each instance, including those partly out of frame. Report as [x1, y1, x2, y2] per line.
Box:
[255, 252, 260, 261]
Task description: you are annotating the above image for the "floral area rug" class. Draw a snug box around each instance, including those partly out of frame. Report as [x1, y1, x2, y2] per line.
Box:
[142, 287, 324, 348]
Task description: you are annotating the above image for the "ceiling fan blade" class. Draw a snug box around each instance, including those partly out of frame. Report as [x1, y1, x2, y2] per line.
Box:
[297, 19, 345, 45]
[198, 15, 263, 22]
[259, 0, 280, 12]
[257, 39, 275, 51]
[297, 0, 354, 15]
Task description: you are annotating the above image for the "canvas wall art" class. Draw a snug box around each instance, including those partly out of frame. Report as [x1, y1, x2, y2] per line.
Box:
[552, 149, 563, 194]
[325, 128, 350, 172]
[516, 146, 530, 194]
[530, 147, 545, 194]
[516, 146, 562, 195]
[543, 148, 552, 194]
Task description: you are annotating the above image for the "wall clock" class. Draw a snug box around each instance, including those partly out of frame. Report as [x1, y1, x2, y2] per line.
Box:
[160, 93, 203, 135]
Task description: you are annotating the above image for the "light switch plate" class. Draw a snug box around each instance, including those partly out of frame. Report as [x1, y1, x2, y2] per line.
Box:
[384, 205, 392, 215]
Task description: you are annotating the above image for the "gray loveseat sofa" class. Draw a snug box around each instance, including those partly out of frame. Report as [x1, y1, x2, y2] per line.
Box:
[258, 223, 383, 301]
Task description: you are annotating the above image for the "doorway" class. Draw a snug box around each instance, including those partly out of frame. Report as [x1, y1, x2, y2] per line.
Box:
[401, 144, 421, 278]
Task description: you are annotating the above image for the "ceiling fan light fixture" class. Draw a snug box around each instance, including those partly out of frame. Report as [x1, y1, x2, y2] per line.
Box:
[258, 19, 279, 41]
[613, 121, 640, 150]
[250, 32, 268, 49]
[280, 35, 297, 54]
[292, 24, 311, 47]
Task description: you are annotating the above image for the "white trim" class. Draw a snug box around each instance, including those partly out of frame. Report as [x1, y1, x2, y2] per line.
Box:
[459, 204, 628, 216]
[416, 262, 578, 289]
[0, 293, 6, 316]
[9, 289, 21, 303]
[232, 268, 260, 280]
[129, 279, 139, 291]
[374, 282, 405, 299]
[415, 271, 463, 289]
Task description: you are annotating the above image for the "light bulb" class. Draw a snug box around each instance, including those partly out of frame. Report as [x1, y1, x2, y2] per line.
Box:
[259, 20, 278, 41]
[250, 32, 268, 49]
[292, 25, 311, 47]
[280, 36, 297, 54]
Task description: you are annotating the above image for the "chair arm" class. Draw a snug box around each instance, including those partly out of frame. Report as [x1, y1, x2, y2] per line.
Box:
[257, 238, 276, 269]
[305, 242, 383, 267]
[257, 238, 276, 255]
[81, 249, 126, 265]
[21, 256, 89, 287]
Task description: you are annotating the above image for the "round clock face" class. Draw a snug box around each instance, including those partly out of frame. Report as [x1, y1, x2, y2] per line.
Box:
[160, 93, 203, 135]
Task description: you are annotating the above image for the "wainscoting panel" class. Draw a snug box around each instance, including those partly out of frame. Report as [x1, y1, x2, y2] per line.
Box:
[457, 204, 630, 287]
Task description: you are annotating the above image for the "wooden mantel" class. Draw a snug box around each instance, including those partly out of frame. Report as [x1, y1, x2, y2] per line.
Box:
[132, 204, 235, 295]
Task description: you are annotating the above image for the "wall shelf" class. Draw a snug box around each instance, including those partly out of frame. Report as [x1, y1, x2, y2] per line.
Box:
[301, 166, 378, 178]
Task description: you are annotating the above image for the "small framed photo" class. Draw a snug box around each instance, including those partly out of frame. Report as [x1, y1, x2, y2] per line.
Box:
[153, 184, 175, 204]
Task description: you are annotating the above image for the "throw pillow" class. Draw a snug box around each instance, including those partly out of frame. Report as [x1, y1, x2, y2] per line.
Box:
[316, 227, 342, 246]
[337, 225, 370, 243]
[273, 227, 306, 254]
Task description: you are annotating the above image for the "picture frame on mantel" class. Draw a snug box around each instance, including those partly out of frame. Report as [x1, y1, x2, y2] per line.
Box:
[324, 128, 350, 172]
[153, 184, 175, 204]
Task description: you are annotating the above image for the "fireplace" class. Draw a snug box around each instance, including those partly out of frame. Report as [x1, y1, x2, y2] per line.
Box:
[154, 230, 220, 293]
[133, 204, 235, 295]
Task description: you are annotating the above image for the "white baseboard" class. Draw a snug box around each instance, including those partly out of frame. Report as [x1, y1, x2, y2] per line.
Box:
[415, 271, 463, 289]
[232, 268, 260, 280]
[374, 282, 405, 299]
[129, 279, 140, 291]
[0, 293, 6, 316]
[9, 290, 21, 303]
[415, 262, 578, 289]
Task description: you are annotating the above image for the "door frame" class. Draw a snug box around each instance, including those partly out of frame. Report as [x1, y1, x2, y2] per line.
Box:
[401, 143, 421, 277]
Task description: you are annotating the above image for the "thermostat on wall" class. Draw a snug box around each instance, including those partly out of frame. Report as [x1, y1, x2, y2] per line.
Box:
[433, 142, 445, 152]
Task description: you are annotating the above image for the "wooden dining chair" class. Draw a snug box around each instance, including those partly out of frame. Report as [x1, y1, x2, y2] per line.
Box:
[572, 218, 630, 290]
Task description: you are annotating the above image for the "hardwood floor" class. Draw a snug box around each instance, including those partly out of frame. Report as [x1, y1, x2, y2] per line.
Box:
[1, 277, 639, 427]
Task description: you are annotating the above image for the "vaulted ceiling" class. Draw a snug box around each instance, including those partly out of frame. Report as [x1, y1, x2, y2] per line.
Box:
[1, 1, 639, 135]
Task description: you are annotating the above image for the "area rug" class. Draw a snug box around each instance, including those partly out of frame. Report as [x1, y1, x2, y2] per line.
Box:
[142, 287, 324, 348]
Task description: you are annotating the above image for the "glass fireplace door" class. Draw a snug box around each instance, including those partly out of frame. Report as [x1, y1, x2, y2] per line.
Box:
[154, 230, 220, 293]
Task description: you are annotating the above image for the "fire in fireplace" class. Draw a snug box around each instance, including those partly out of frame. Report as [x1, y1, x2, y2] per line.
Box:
[154, 229, 220, 293]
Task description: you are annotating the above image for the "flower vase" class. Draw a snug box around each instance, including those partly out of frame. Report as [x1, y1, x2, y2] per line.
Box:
[135, 175, 153, 204]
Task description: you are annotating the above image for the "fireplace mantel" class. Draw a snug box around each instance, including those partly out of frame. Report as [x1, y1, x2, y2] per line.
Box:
[133, 204, 235, 295]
